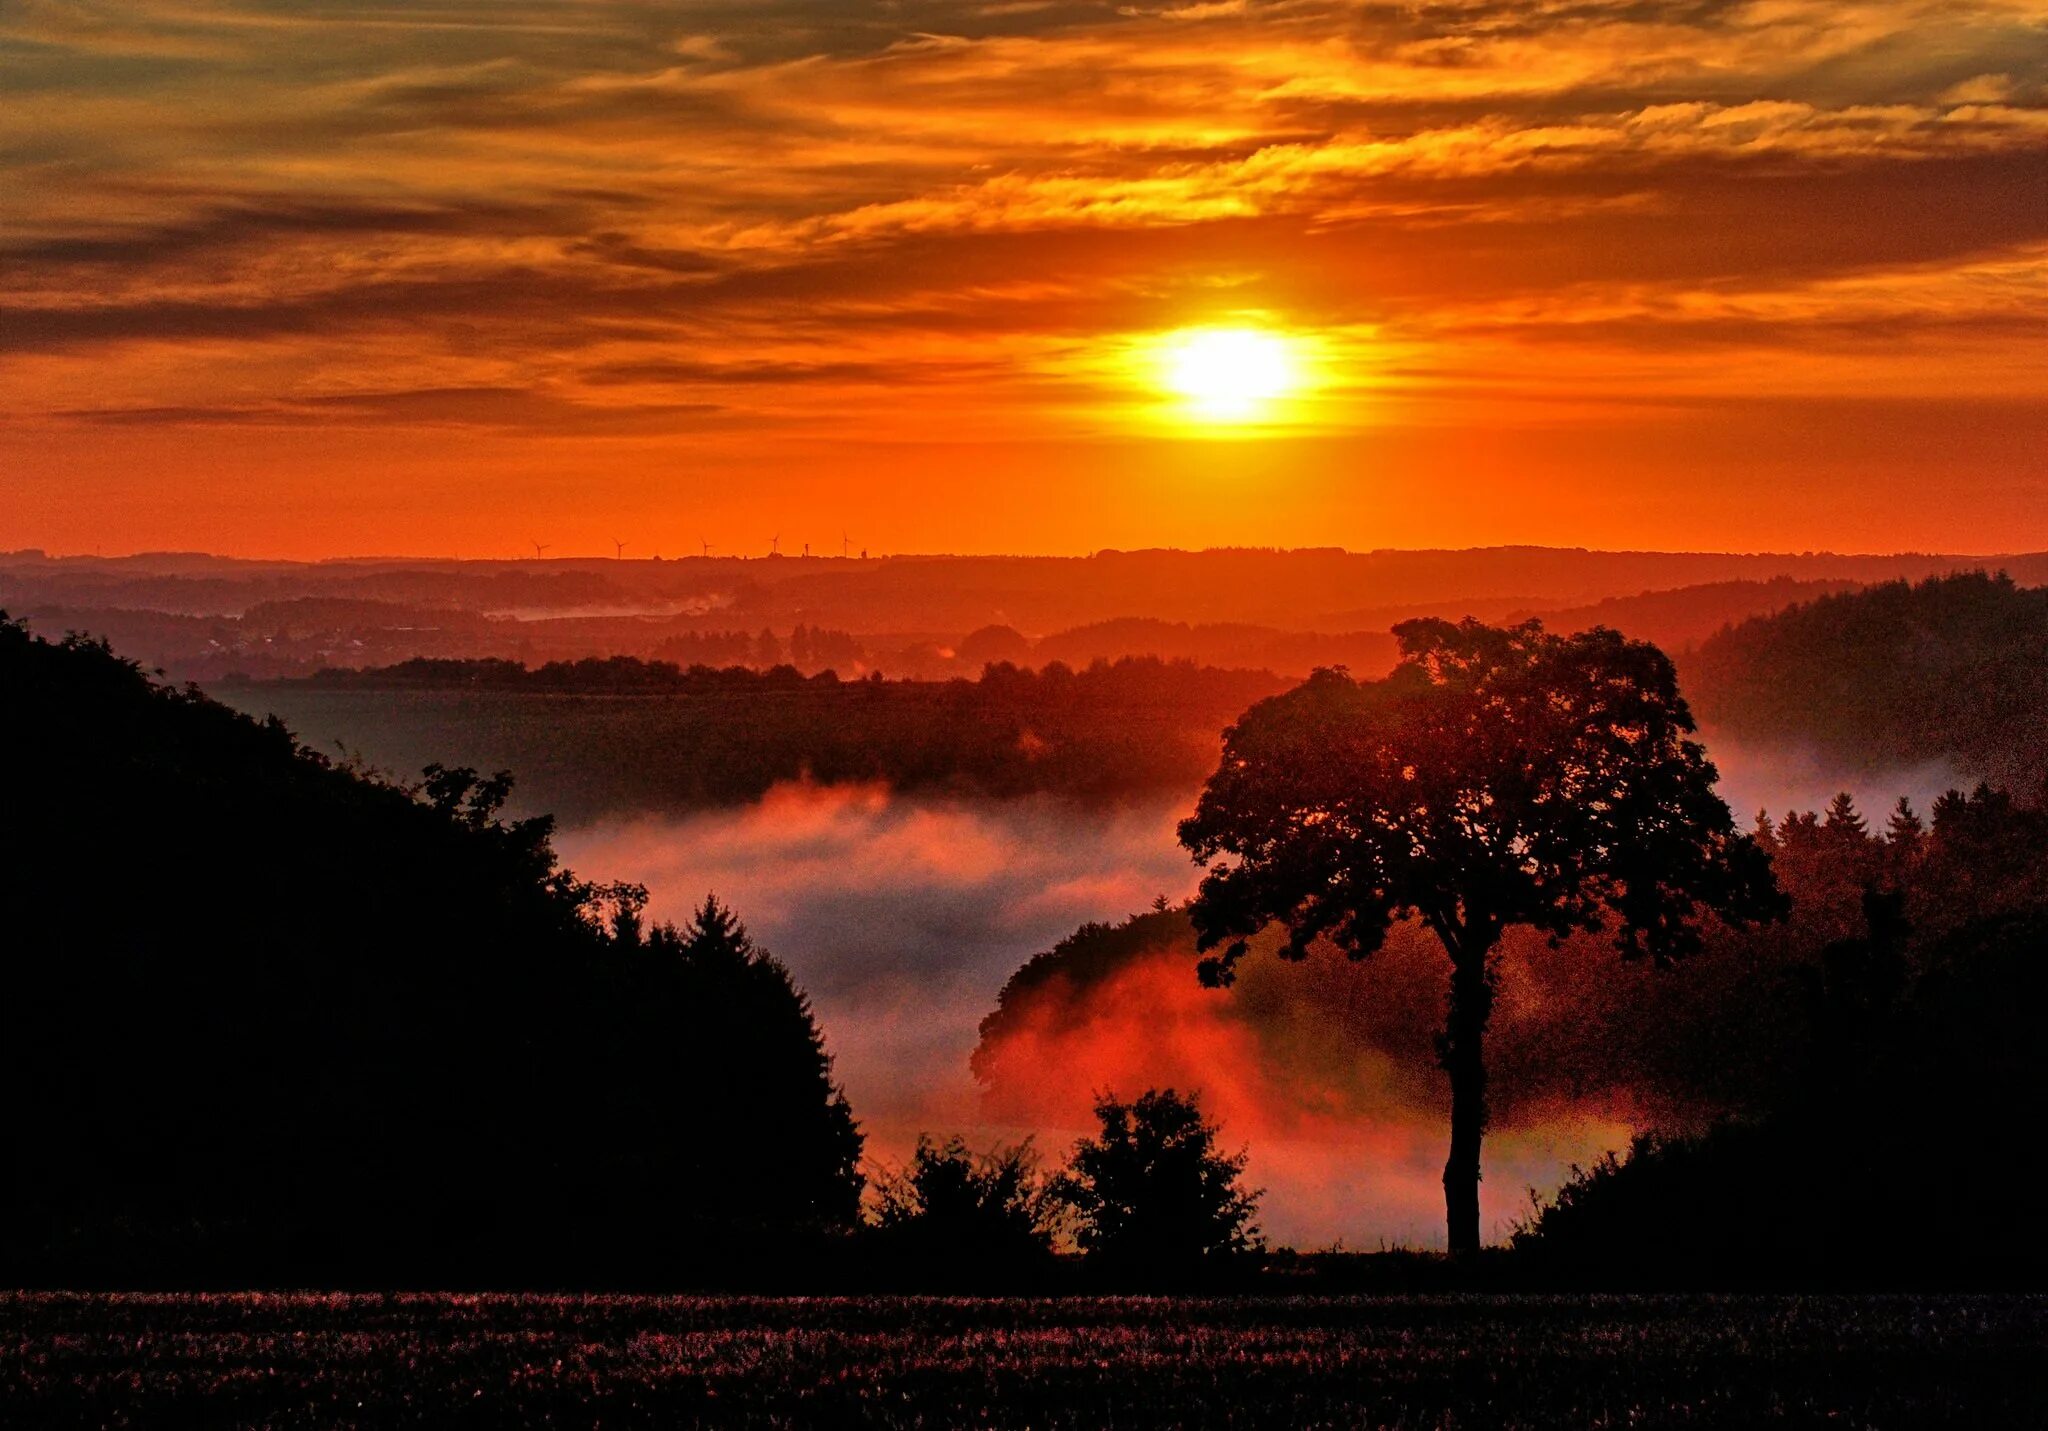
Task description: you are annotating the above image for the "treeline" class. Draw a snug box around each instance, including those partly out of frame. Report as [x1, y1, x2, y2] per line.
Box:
[0, 618, 861, 1286]
[981, 619, 1401, 679]
[242, 657, 1291, 818]
[304, 650, 880, 692]
[1513, 576, 1863, 653]
[1687, 571, 2048, 781]
[652, 625, 864, 671]
[1511, 782, 2048, 1285]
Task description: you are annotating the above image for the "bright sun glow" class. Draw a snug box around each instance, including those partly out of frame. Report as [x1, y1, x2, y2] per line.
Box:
[1158, 327, 1302, 422]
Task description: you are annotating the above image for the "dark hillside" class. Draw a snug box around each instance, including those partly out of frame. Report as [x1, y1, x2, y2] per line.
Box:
[1686, 572, 2048, 782]
[1515, 578, 1863, 653]
[0, 618, 861, 1286]
[1514, 894, 2048, 1286]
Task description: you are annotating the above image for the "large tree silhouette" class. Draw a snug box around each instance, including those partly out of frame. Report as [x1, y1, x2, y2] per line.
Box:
[1179, 618, 1783, 1253]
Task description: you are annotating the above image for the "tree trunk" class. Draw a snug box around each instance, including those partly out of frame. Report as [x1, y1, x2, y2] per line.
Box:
[1438, 942, 1496, 1255]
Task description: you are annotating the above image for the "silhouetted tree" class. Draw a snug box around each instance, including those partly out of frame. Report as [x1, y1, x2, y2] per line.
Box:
[1179, 619, 1784, 1252]
[645, 896, 866, 1235]
[1823, 792, 1867, 837]
[1055, 1089, 1260, 1279]
[1885, 796, 1925, 849]
[958, 624, 1032, 668]
[869, 1135, 1058, 1279]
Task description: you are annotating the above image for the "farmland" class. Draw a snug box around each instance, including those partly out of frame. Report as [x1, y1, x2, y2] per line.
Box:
[4, 1292, 2042, 1428]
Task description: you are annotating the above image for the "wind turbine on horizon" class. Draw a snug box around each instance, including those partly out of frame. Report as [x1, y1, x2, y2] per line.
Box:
[530, 539, 551, 560]
[769, 534, 781, 557]
[699, 536, 713, 557]
[612, 537, 628, 560]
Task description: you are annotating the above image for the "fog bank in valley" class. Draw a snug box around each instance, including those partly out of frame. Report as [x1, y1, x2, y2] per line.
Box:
[552, 788, 1197, 1138]
[557, 731, 1963, 1249]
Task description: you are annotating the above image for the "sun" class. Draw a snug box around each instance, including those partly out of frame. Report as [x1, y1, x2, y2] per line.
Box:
[1157, 327, 1302, 423]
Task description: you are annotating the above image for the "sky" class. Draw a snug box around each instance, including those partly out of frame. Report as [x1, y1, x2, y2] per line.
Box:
[4, 0, 2045, 558]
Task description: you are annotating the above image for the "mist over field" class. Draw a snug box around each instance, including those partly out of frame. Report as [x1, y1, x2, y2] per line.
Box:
[1699, 740, 1965, 832]
[552, 787, 1196, 1147]
[553, 736, 1951, 1248]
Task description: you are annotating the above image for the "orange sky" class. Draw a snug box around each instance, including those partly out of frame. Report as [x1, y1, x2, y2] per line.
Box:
[3, 0, 2044, 558]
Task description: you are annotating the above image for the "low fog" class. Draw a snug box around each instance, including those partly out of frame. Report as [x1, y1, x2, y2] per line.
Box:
[554, 740, 1960, 1250]
[553, 788, 1197, 1154]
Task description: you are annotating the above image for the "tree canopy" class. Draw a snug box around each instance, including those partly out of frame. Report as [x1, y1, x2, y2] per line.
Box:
[1180, 618, 1783, 1251]
[1183, 618, 1782, 979]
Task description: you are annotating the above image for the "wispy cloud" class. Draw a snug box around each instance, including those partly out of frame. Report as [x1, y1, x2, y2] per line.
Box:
[2, 0, 2042, 552]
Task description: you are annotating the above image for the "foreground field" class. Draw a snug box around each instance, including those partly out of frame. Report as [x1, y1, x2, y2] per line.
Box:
[3, 1293, 2043, 1428]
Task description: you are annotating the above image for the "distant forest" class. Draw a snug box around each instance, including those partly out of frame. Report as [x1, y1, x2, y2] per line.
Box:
[213, 573, 2048, 820]
[233, 658, 1290, 818]
[1686, 572, 2048, 783]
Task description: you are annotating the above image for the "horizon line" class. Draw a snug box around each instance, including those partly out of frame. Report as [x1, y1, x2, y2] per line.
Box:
[4, 543, 2040, 567]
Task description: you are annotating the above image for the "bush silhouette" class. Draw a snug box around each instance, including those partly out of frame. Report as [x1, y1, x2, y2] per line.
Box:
[1056, 1089, 1260, 1281]
[868, 1136, 1059, 1283]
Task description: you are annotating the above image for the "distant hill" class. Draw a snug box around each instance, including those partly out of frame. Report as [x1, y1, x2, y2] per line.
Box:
[9, 545, 2041, 635]
[1512, 578, 1864, 654]
[1685, 572, 2048, 783]
[996, 579, 1865, 676]
[11, 547, 2042, 689]
[198, 570, 2048, 820]
[0, 617, 861, 1285]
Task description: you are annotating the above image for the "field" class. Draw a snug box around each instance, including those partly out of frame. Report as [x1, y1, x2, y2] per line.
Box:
[3, 1293, 2042, 1428]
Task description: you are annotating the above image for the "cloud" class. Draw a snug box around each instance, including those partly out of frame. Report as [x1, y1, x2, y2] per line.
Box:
[47, 386, 726, 434]
[2, 0, 2043, 551]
